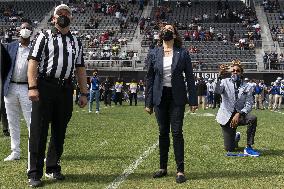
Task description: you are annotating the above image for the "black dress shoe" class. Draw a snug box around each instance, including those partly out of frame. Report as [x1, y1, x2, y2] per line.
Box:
[153, 170, 167, 178]
[176, 174, 186, 183]
[28, 178, 42, 187]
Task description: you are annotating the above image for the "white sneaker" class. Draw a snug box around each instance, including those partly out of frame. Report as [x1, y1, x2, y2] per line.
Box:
[95, 111, 99, 114]
[4, 153, 20, 161]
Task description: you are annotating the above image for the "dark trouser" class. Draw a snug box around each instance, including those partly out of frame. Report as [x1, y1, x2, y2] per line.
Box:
[221, 112, 257, 152]
[129, 93, 137, 106]
[1, 98, 8, 132]
[154, 87, 185, 173]
[213, 93, 221, 108]
[104, 90, 112, 106]
[28, 78, 73, 179]
[207, 91, 214, 105]
[115, 92, 122, 105]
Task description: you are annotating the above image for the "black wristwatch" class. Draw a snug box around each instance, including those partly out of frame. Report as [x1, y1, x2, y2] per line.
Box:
[240, 111, 246, 116]
[80, 93, 89, 97]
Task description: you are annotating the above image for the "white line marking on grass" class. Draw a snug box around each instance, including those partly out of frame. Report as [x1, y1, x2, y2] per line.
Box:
[106, 111, 191, 189]
[106, 141, 159, 189]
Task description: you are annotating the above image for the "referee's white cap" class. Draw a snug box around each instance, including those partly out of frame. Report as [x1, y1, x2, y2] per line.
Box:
[54, 4, 72, 16]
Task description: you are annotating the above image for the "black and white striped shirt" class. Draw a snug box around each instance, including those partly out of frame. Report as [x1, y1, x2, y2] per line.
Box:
[28, 28, 84, 79]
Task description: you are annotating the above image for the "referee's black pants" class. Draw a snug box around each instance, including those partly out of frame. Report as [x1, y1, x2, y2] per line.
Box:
[27, 78, 73, 179]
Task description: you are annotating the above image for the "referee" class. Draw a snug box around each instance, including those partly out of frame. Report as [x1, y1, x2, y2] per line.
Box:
[27, 4, 88, 187]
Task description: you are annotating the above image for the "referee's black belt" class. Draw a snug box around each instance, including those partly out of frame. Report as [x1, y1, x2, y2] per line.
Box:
[39, 76, 72, 87]
[11, 81, 28, 84]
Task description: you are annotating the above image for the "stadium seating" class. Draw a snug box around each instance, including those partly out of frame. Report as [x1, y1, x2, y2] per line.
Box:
[141, 1, 259, 70]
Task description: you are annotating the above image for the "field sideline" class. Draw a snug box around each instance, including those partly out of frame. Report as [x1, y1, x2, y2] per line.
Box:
[1, 103, 284, 189]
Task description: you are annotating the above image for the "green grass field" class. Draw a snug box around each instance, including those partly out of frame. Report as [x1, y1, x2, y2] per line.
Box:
[1, 103, 284, 189]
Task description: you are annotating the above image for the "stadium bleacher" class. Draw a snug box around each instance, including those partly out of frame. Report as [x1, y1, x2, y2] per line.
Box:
[141, 1, 260, 70]
[0, 1, 55, 42]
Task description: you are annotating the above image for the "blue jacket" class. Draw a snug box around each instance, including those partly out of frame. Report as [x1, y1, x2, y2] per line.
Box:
[3, 41, 20, 97]
[90, 76, 100, 90]
[145, 46, 197, 108]
[254, 85, 263, 94]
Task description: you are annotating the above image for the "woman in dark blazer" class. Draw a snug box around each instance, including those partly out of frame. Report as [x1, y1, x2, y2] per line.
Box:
[145, 24, 198, 183]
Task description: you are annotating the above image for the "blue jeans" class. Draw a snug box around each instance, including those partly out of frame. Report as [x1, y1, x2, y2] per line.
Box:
[89, 90, 100, 112]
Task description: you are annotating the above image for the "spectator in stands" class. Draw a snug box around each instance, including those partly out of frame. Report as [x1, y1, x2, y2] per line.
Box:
[5, 29, 13, 43]
[120, 51, 127, 60]
[176, 1, 181, 7]
[209, 26, 214, 39]
[187, 0, 192, 7]
[215, 61, 260, 156]
[112, 43, 120, 56]
[239, 38, 246, 50]
[222, 35, 228, 44]
[184, 30, 191, 41]
[229, 28, 235, 42]
[139, 17, 145, 34]
[217, 32, 223, 41]
[203, 13, 209, 21]
[145, 24, 197, 184]
[139, 0, 144, 10]
[279, 53, 284, 62]
[249, 40, 255, 49]
[263, 53, 268, 66]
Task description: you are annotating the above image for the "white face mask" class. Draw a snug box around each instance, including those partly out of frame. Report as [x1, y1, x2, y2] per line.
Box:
[20, 28, 32, 39]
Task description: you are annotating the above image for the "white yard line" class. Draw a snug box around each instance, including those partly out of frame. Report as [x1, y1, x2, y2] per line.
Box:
[105, 141, 159, 189]
[106, 111, 191, 189]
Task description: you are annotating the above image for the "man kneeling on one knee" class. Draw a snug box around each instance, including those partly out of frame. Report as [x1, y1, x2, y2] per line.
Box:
[215, 61, 260, 157]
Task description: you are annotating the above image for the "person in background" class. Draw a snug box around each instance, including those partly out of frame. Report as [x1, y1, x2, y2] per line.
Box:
[103, 77, 112, 107]
[145, 24, 197, 183]
[206, 78, 215, 108]
[89, 70, 100, 114]
[254, 81, 264, 110]
[129, 79, 138, 106]
[3, 22, 33, 161]
[268, 82, 276, 110]
[215, 61, 259, 157]
[196, 76, 207, 110]
[114, 78, 123, 105]
[273, 81, 282, 110]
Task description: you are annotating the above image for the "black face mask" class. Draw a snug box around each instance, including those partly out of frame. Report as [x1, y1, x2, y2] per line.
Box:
[57, 15, 70, 28]
[162, 30, 174, 41]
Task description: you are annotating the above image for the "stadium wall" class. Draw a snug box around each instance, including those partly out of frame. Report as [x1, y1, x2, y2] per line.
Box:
[86, 69, 284, 84]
